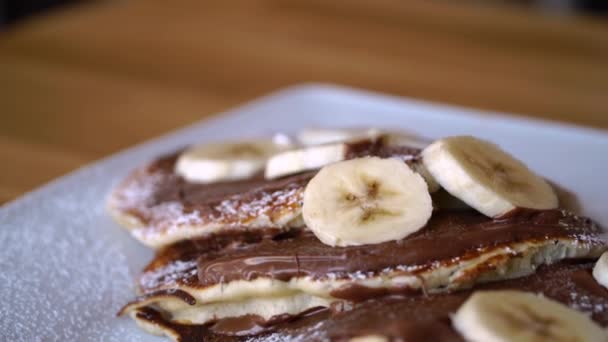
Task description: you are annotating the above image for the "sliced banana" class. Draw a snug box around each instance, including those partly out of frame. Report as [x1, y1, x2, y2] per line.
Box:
[381, 130, 431, 149]
[422, 136, 558, 218]
[266, 132, 438, 193]
[175, 138, 291, 183]
[264, 141, 351, 180]
[302, 157, 432, 247]
[349, 335, 389, 342]
[453, 290, 606, 342]
[297, 127, 429, 148]
[593, 251, 608, 289]
[297, 127, 375, 146]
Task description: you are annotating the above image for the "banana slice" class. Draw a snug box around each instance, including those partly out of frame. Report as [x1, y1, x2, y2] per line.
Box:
[593, 251, 608, 289]
[297, 127, 375, 146]
[265, 134, 437, 190]
[175, 138, 291, 183]
[298, 127, 429, 148]
[452, 290, 605, 342]
[381, 131, 431, 149]
[264, 141, 351, 180]
[302, 157, 432, 247]
[421, 136, 558, 218]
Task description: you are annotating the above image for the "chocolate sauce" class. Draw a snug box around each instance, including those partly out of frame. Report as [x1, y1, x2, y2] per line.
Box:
[209, 306, 329, 337]
[114, 143, 607, 341]
[133, 262, 608, 341]
[119, 151, 312, 227]
[192, 209, 601, 288]
[131, 207, 604, 301]
[111, 143, 420, 238]
[117, 289, 196, 316]
[208, 315, 270, 336]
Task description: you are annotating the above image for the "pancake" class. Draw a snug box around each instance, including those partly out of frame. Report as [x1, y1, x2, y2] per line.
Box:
[128, 261, 608, 341]
[107, 142, 421, 248]
[112, 132, 608, 341]
[119, 209, 607, 326]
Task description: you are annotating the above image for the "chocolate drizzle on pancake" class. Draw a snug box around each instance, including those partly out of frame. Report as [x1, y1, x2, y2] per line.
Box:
[198, 209, 598, 286]
[134, 208, 602, 293]
[109, 142, 421, 246]
[113, 139, 608, 341]
[132, 262, 608, 341]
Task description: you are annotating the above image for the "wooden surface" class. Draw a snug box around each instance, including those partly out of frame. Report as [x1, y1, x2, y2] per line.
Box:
[1, 0, 607, 204]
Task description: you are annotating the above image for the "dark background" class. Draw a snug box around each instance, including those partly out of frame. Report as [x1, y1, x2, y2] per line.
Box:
[1, 0, 85, 26]
[3, 0, 607, 27]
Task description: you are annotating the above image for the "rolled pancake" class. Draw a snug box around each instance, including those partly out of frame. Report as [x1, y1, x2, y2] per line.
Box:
[129, 261, 608, 341]
[119, 209, 607, 326]
[108, 142, 420, 248]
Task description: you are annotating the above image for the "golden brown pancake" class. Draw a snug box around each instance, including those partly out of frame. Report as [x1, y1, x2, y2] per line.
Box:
[119, 209, 607, 331]
[112, 137, 607, 341]
[108, 143, 420, 248]
[128, 262, 608, 341]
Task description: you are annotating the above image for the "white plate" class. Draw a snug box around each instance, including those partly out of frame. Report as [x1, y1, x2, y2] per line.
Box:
[2, 84, 607, 341]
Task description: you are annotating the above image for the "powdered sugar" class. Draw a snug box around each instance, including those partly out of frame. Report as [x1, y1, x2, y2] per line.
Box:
[0, 164, 155, 341]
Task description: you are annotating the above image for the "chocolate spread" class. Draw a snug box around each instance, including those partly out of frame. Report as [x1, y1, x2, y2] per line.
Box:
[149, 140, 418, 208]
[111, 142, 420, 238]
[114, 141, 608, 341]
[136, 208, 602, 293]
[133, 262, 608, 341]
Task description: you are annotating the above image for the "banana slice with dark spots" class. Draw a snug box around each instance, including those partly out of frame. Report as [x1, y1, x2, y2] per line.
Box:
[422, 136, 558, 218]
[302, 157, 432, 247]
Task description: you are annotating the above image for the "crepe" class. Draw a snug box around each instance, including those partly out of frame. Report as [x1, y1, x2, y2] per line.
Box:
[108, 144, 420, 248]
[119, 209, 606, 328]
[128, 262, 608, 341]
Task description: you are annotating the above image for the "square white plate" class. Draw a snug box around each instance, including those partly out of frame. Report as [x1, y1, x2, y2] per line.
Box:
[2, 84, 607, 341]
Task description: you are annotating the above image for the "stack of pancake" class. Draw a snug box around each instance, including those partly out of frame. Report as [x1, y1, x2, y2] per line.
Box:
[110, 129, 608, 341]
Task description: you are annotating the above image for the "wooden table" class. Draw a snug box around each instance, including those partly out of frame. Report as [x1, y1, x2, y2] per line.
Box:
[1, 0, 607, 204]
